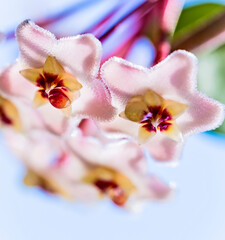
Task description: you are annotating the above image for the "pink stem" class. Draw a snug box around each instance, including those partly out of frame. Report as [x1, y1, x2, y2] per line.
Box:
[98, 1, 154, 42]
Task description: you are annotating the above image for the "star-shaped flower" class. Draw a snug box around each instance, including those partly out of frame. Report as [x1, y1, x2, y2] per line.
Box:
[2, 20, 115, 122]
[100, 50, 225, 162]
[5, 116, 173, 209]
[67, 119, 173, 209]
[5, 128, 95, 201]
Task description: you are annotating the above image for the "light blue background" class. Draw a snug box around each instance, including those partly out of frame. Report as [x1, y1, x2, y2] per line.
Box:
[0, 1, 225, 240]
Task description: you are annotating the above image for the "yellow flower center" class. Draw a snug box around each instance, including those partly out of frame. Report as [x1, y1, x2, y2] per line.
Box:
[82, 167, 136, 206]
[0, 95, 22, 131]
[121, 89, 188, 142]
[20, 56, 82, 115]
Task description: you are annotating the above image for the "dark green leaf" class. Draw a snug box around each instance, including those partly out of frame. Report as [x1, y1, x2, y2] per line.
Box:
[172, 3, 225, 50]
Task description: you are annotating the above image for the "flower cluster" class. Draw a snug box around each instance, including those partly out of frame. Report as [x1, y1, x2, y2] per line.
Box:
[0, 19, 224, 210]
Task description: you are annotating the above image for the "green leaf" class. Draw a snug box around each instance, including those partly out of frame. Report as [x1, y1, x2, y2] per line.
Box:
[198, 45, 225, 134]
[172, 3, 225, 49]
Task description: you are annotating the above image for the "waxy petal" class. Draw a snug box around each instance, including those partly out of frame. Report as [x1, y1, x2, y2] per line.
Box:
[70, 79, 116, 121]
[19, 68, 43, 86]
[78, 118, 100, 137]
[101, 57, 148, 106]
[145, 134, 183, 162]
[0, 64, 36, 100]
[16, 20, 56, 68]
[138, 125, 156, 143]
[164, 99, 188, 119]
[147, 175, 174, 200]
[16, 20, 101, 83]
[178, 92, 225, 137]
[35, 105, 71, 134]
[144, 89, 164, 108]
[57, 73, 82, 92]
[54, 35, 102, 84]
[101, 51, 198, 106]
[125, 95, 148, 122]
[43, 56, 65, 76]
[159, 121, 183, 142]
[32, 89, 48, 108]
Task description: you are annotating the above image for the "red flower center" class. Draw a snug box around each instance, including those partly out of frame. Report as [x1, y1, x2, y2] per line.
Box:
[140, 106, 172, 133]
[94, 179, 128, 206]
[0, 107, 12, 125]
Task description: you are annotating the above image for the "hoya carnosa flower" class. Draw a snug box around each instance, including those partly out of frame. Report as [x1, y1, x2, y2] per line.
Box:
[5, 120, 172, 208]
[0, 95, 22, 131]
[11, 20, 114, 120]
[67, 119, 173, 209]
[5, 128, 97, 201]
[100, 50, 225, 162]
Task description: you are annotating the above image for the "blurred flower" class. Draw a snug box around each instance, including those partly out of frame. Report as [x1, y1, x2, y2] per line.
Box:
[4, 119, 172, 210]
[0, 95, 21, 131]
[67, 119, 173, 209]
[100, 50, 225, 162]
[4, 128, 98, 202]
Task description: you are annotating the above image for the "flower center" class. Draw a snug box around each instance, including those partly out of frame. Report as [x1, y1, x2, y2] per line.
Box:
[0, 96, 22, 131]
[36, 69, 72, 109]
[0, 107, 13, 125]
[140, 107, 172, 133]
[20, 56, 82, 110]
[122, 89, 188, 142]
[94, 179, 128, 206]
[82, 167, 136, 207]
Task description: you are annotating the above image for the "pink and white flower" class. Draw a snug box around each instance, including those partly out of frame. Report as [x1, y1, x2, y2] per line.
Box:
[4, 119, 172, 209]
[100, 50, 225, 162]
[0, 20, 115, 128]
[0, 76, 45, 132]
[67, 119, 173, 210]
[5, 128, 100, 202]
